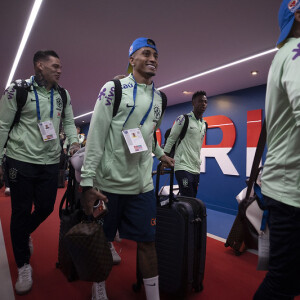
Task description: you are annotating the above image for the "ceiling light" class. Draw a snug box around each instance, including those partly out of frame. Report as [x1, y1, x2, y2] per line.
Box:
[157, 48, 278, 91]
[5, 0, 43, 88]
[183, 91, 193, 95]
[73, 48, 278, 121]
[74, 111, 93, 120]
[251, 71, 258, 76]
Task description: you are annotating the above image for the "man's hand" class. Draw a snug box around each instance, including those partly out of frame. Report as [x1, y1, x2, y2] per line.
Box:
[159, 155, 175, 174]
[0, 165, 3, 181]
[69, 142, 80, 156]
[81, 187, 108, 216]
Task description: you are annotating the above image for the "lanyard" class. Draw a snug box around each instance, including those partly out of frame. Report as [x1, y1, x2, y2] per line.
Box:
[123, 75, 155, 128]
[254, 183, 269, 232]
[32, 77, 54, 121]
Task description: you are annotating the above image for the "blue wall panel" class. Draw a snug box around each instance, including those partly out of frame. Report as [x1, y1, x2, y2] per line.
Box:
[157, 84, 267, 215]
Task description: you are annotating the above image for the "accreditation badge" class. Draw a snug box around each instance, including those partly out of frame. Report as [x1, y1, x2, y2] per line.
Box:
[122, 128, 148, 153]
[38, 120, 57, 142]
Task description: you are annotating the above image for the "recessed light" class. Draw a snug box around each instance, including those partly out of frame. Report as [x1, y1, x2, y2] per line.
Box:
[73, 48, 278, 121]
[251, 71, 258, 76]
[183, 91, 193, 95]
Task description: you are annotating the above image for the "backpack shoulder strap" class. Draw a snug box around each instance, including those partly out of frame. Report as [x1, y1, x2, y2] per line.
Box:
[178, 114, 189, 142]
[12, 80, 31, 124]
[58, 87, 67, 118]
[166, 114, 189, 158]
[153, 130, 158, 149]
[111, 79, 122, 118]
[245, 120, 266, 200]
[4, 80, 30, 148]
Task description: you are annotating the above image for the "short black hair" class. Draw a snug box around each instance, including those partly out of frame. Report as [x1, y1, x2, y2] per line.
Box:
[33, 50, 59, 65]
[192, 90, 206, 101]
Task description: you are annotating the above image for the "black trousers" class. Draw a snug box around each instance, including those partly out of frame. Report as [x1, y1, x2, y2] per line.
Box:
[6, 157, 59, 268]
[175, 170, 200, 198]
[253, 196, 300, 300]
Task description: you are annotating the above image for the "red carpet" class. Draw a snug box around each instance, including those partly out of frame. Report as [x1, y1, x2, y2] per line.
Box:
[1, 186, 299, 300]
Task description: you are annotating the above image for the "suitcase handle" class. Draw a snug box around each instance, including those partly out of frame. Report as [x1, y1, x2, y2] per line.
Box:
[59, 164, 78, 219]
[155, 162, 175, 205]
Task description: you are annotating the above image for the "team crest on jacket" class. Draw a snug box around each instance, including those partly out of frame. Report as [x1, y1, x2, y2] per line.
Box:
[56, 97, 63, 110]
[153, 104, 161, 121]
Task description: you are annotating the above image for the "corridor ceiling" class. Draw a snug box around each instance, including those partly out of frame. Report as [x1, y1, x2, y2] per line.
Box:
[0, 0, 283, 123]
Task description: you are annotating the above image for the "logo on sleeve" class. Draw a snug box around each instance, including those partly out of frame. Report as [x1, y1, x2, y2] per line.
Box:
[105, 87, 115, 106]
[176, 115, 185, 125]
[97, 87, 115, 106]
[97, 88, 106, 101]
[292, 43, 300, 60]
[4, 87, 15, 100]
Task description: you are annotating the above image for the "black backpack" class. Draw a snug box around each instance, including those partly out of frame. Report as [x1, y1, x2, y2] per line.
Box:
[111, 79, 167, 148]
[165, 114, 207, 158]
[165, 114, 189, 157]
[5, 80, 68, 146]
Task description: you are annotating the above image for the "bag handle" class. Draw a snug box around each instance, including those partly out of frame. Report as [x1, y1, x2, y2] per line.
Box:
[155, 162, 174, 205]
[246, 120, 266, 200]
[58, 163, 78, 219]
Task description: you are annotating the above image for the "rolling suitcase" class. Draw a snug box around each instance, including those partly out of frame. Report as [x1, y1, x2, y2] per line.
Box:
[156, 166, 206, 298]
[134, 164, 207, 299]
[56, 164, 83, 281]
